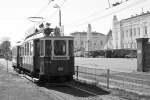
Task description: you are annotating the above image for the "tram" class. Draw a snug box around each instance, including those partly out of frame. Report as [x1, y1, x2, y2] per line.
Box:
[12, 23, 74, 82]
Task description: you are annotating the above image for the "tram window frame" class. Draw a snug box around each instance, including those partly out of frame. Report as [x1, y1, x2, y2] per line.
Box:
[29, 42, 31, 56]
[30, 42, 33, 56]
[54, 40, 66, 56]
[27, 43, 29, 56]
[69, 40, 74, 57]
[40, 40, 45, 56]
[21, 46, 24, 56]
[45, 40, 51, 56]
[25, 43, 27, 56]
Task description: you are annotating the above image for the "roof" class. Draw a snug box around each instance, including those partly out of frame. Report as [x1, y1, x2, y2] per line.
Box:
[122, 11, 150, 22]
[70, 31, 105, 36]
[40, 36, 74, 40]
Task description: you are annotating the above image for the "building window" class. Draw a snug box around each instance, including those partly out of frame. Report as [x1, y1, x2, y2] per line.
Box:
[122, 31, 124, 39]
[75, 41, 77, 46]
[138, 27, 140, 36]
[100, 41, 103, 45]
[130, 29, 132, 37]
[126, 30, 128, 37]
[81, 41, 83, 45]
[134, 28, 136, 36]
[128, 43, 130, 48]
[144, 26, 147, 34]
[116, 32, 118, 39]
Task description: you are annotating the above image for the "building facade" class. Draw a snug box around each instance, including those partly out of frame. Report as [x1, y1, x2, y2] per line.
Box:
[71, 24, 107, 56]
[112, 11, 150, 49]
[104, 30, 113, 50]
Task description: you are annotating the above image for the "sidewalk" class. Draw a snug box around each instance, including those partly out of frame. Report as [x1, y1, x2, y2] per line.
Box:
[0, 61, 55, 100]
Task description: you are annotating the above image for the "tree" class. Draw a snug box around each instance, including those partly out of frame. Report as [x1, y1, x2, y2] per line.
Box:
[0, 40, 11, 59]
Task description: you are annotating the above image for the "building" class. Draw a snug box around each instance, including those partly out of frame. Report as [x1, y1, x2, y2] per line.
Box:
[104, 30, 113, 50]
[112, 11, 150, 49]
[71, 24, 107, 56]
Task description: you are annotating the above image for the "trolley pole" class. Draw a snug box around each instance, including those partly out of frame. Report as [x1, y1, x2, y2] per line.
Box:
[59, 8, 61, 27]
[107, 0, 111, 8]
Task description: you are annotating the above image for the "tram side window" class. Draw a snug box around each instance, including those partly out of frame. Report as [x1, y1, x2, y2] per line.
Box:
[25, 44, 27, 56]
[29, 42, 32, 56]
[54, 40, 66, 56]
[18, 47, 21, 56]
[45, 40, 51, 56]
[30, 42, 33, 55]
[40, 40, 44, 56]
[25, 43, 29, 56]
[69, 40, 74, 56]
[27, 43, 29, 55]
[21, 46, 24, 56]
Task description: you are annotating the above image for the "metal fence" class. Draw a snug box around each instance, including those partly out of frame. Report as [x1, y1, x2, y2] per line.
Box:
[75, 66, 110, 88]
[74, 66, 150, 95]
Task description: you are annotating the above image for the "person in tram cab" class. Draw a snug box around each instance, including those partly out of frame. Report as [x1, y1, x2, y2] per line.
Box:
[43, 22, 54, 37]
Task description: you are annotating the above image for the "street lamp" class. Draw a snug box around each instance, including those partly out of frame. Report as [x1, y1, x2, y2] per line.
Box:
[53, 4, 61, 27]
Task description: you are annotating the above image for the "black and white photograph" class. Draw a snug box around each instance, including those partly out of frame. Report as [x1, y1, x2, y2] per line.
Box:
[0, 0, 150, 100]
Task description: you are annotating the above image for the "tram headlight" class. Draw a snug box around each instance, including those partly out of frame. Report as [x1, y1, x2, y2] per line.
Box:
[57, 66, 64, 71]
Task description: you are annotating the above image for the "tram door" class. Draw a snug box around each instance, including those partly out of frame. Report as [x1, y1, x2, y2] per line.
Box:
[33, 39, 40, 74]
[39, 39, 52, 75]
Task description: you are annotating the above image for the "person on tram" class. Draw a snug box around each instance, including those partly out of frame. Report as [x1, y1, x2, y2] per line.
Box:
[43, 22, 54, 36]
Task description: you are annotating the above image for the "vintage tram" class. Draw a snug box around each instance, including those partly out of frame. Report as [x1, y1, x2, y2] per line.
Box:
[12, 24, 74, 82]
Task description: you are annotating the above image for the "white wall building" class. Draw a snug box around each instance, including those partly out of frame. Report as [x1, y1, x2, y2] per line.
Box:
[112, 11, 150, 49]
[71, 24, 107, 56]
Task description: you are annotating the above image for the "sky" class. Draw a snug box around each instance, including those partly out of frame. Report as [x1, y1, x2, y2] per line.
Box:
[0, 0, 150, 46]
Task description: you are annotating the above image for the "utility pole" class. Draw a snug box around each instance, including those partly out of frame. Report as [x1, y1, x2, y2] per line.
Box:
[54, 4, 61, 27]
[59, 8, 62, 27]
[53, 4, 63, 35]
[107, 0, 111, 8]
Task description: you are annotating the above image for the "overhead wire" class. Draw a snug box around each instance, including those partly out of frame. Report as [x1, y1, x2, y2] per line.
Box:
[65, 0, 146, 28]
[42, 0, 67, 26]
[28, 0, 53, 23]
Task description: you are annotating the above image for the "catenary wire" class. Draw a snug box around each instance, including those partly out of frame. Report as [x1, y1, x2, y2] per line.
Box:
[65, 0, 146, 27]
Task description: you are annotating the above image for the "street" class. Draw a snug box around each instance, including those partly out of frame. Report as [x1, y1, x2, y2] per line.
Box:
[0, 58, 128, 100]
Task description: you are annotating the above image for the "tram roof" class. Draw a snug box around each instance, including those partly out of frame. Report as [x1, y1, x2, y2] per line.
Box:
[40, 36, 74, 39]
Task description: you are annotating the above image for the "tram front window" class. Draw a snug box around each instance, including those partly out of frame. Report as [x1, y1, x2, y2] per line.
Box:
[54, 40, 66, 56]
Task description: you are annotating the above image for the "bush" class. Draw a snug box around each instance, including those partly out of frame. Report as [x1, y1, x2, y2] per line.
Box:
[87, 49, 137, 58]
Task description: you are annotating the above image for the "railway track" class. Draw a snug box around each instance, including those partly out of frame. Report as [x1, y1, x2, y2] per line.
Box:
[17, 72, 108, 100]
[65, 83, 98, 96]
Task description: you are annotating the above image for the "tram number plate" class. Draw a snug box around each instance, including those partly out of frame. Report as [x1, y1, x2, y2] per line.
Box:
[57, 67, 63, 71]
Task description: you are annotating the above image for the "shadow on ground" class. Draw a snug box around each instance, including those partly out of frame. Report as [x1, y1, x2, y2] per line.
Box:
[37, 80, 109, 97]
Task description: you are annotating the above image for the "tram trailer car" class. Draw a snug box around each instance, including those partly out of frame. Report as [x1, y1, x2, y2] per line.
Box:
[12, 44, 23, 72]
[12, 36, 74, 82]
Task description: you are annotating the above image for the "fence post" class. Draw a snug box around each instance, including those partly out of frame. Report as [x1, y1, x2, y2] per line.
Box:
[107, 69, 110, 89]
[76, 66, 79, 80]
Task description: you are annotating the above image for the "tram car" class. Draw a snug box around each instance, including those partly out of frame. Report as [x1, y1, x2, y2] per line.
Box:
[12, 24, 74, 82]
